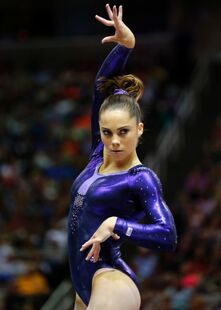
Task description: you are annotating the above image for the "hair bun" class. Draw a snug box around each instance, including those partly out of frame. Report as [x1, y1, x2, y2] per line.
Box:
[97, 74, 144, 101]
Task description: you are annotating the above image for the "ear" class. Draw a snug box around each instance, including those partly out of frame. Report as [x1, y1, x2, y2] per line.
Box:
[138, 122, 144, 137]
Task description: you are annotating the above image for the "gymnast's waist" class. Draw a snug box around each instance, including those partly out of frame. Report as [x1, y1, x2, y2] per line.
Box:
[100, 242, 122, 262]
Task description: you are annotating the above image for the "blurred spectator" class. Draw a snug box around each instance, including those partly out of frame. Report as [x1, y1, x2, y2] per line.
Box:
[5, 262, 50, 310]
[131, 247, 158, 282]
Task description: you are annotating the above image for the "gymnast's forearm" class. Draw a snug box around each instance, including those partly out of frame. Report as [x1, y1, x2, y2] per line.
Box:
[95, 44, 133, 81]
[114, 218, 177, 251]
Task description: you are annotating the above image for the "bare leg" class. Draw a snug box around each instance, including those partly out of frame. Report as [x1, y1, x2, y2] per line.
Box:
[87, 268, 141, 310]
[74, 293, 87, 310]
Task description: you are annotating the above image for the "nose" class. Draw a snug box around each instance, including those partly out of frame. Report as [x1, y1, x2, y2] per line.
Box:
[111, 135, 120, 147]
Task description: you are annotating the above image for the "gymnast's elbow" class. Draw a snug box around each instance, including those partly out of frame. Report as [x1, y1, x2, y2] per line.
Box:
[162, 224, 177, 252]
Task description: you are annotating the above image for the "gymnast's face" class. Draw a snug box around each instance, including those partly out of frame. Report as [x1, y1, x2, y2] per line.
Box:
[99, 109, 143, 163]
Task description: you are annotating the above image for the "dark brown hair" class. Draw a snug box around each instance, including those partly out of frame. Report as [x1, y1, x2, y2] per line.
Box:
[98, 74, 144, 124]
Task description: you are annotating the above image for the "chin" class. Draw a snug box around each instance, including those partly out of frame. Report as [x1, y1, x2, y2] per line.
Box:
[110, 151, 123, 157]
[111, 153, 128, 162]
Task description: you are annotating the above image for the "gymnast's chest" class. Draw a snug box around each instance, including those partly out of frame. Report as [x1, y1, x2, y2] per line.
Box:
[74, 173, 136, 217]
[87, 176, 131, 216]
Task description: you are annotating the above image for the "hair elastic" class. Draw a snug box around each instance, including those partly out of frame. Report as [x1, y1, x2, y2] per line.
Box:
[113, 88, 129, 96]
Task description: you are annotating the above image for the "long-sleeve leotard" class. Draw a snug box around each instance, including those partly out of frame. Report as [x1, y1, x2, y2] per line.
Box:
[68, 44, 177, 306]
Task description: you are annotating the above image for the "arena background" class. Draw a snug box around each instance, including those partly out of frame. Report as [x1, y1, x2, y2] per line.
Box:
[0, 1, 221, 309]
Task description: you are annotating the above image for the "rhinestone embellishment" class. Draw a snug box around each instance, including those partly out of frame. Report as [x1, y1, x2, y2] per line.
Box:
[70, 193, 85, 234]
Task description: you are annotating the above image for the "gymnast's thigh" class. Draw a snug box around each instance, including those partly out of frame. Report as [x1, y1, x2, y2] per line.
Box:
[87, 268, 141, 310]
[74, 293, 87, 310]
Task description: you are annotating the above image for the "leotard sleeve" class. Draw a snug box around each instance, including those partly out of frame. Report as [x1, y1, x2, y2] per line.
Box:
[113, 167, 177, 251]
[90, 44, 133, 154]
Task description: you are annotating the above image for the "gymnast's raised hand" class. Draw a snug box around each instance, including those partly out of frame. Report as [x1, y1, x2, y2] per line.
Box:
[95, 3, 135, 48]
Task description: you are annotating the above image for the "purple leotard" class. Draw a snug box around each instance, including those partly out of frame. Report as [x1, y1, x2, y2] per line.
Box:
[68, 44, 177, 306]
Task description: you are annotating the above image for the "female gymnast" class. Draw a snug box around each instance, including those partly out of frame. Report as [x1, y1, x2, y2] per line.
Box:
[68, 4, 177, 310]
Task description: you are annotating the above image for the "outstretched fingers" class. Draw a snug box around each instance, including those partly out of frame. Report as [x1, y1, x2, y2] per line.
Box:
[95, 15, 113, 27]
[94, 3, 113, 27]
[105, 3, 113, 20]
[80, 236, 101, 263]
[95, 4, 123, 27]
[95, 3, 134, 47]
[86, 243, 101, 262]
[112, 5, 122, 28]
[80, 236, 95, 251]
[118, 5, 123, 20]
[107, 4, 122, 21]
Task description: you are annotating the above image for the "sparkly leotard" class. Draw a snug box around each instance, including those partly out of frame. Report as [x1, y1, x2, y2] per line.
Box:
[68, 44, 177, 306]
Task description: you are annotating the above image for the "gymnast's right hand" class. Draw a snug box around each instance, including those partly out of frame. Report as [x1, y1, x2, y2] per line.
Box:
[79, 216, 120, 263]
[95, 3, 135, 48]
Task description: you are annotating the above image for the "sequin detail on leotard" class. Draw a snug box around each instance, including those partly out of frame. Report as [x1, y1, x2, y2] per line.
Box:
[70, 166, 103, 234]
[70, 193, 84, 234]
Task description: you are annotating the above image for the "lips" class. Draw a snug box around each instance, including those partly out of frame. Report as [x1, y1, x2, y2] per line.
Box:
[111, 150, 123, 153]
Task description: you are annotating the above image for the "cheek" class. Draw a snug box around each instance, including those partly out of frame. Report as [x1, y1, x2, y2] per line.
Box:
[100, 135, 107, 144]
[126, 135, 139, 148]
[100, 134, 110, 146]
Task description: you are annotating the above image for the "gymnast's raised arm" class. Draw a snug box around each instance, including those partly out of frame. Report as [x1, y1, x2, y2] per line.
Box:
[91, 4, 135, 152]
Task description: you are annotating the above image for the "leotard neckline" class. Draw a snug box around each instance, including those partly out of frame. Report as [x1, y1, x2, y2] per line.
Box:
[96, 162, 144, 176]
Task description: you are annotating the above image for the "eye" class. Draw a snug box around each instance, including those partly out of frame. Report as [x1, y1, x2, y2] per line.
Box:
[119, 129, 129, 135]
[102, 130, 111, 136]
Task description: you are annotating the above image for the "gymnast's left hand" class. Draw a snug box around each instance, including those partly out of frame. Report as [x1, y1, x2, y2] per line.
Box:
[80, 216, 120, 263]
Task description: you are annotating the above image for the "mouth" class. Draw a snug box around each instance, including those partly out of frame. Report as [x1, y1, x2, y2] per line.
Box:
[111, 150, 123, 153]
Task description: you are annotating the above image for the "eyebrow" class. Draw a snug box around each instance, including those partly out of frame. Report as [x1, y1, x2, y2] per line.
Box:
[101, 126, 131, 130]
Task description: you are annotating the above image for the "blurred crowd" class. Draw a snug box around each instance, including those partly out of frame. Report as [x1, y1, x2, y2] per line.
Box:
[0, 65, 94, 309]
[1, 48, 219, 310]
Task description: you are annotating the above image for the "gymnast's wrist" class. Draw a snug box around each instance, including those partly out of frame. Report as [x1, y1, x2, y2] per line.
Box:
[119, 34, 135, 49]
[113, 217, 129, 237]
[106, 216, 118, 233]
